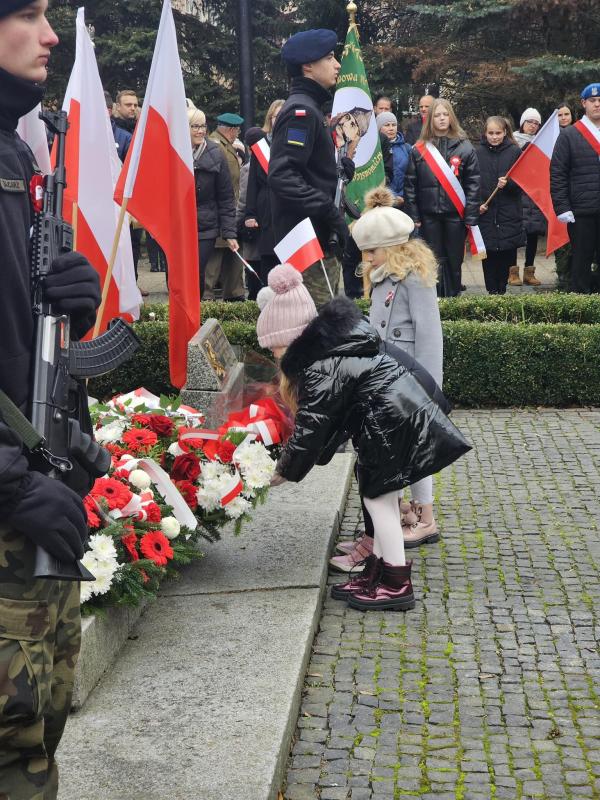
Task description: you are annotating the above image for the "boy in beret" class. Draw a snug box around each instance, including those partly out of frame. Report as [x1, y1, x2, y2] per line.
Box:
[551, 83, 600, 293]
[268, 29, 349, 306]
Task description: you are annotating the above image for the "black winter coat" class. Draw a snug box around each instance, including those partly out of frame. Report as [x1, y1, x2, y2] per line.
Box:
[404, 137, 481, 226]
[245, 150, 274, 256]
[268, 77, 339, 253]
[475, 138, 525, 252]
[277, 297, 470, 498]
[551, 123, 600, 216]
[193, 140, 237, 240]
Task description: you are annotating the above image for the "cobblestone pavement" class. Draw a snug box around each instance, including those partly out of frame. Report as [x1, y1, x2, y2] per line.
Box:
[283, 410, 600, 800]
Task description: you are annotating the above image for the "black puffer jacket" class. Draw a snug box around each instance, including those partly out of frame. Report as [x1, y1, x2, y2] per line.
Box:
[268, 77, 339, 252]
[277, 297, 470, 498]
[404, 137, 481, 225]
[475, 138, 525, 251]
[551, 123, 600, 216]
[193, 139, 236, 240]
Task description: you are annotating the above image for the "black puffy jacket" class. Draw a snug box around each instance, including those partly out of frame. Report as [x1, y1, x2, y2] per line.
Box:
[277, 297, 470, 498]
[193, 139, 237, 240]
[475, 138, 525, 252]
[551, 123, 600, 217]
[268, 77, 339, 253]
[404, 136, 481, 225]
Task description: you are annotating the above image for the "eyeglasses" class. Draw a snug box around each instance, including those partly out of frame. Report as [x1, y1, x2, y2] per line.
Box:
[190, 124, 207, 131]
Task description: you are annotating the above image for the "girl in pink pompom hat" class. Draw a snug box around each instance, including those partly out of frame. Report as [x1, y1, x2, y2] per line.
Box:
[258, 263, 470, 612]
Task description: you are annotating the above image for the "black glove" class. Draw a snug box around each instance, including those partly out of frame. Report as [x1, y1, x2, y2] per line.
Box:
[8, 471, 88, 563]
[341, 156, 356, 182]
[327, 208, 349, 254]
[43, 251, 101, 321]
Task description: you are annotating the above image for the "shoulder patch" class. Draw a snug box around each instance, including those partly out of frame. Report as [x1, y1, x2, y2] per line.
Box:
[0, 177, 26, 192]
[286, 126, 308, 147]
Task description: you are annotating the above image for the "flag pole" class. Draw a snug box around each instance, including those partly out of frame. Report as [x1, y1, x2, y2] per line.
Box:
[319, 259, 335, 298]
[93, 198, 129, 338]
[233, 248, 264, 285]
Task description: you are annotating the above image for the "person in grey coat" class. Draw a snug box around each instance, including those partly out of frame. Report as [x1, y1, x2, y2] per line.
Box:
[352, 187, 444, 551]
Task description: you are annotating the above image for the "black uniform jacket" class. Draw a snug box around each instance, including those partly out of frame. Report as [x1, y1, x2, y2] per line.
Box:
[277, 297, 470, 498]
[551, 122, 600, 217]
[0, 67, 45, 514]
[268, 77, 338, 252]
[193, 139, 236, 240]
[245, 149, 274, 257]
[404, 136, 481, 226]
[475, 138, 525, 252]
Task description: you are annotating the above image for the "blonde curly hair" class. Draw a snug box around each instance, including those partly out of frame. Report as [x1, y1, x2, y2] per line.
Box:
[357, 187, 438, 288]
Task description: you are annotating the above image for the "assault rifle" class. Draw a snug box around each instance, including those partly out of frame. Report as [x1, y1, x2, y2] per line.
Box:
[29, 110, 140, 581]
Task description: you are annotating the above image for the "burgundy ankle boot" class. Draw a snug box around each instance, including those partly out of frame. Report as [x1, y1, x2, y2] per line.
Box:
[330, 554, 381, 600]
[348, 560, 415, 611]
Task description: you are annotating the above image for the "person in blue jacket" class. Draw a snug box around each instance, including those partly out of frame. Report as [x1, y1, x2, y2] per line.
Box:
[376, 111, 412, 203]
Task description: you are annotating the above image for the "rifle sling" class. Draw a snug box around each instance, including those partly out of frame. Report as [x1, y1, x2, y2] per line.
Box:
[0, 389, 44, 451]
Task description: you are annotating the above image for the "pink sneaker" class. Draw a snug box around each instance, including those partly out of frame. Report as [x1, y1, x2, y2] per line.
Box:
[336, 532, 368, 554]
[329, 536, 373, 573]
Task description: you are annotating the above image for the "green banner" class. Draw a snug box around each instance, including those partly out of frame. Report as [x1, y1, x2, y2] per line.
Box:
[332, 19, 385, 211]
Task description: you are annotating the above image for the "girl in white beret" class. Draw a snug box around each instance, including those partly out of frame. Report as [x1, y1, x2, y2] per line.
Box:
[351, 186, 444, 550]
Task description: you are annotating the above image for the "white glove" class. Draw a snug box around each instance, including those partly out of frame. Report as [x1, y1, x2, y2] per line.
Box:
[558, 211, 575, 224]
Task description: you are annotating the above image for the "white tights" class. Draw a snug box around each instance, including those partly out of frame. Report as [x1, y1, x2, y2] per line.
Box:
[363, 491, 406, 567]
[410, 475, 433, 505]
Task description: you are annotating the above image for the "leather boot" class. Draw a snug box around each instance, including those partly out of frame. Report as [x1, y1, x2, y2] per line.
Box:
[348, 560, 415, 611]
[508, 266, 522, 286]
[336, 531, 367, 555]
[523, 266, 541, 286]
[400, 498, 418, 526]
[329, 535, 373, 572]
[403, 503, 440, 549]
[331, 554, 380, 600]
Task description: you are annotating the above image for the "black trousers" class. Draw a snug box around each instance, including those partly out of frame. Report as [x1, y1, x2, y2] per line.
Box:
[420, 214, 466, 297]
[342, 236, 365, 299]
[524, 233, 538, 267]
[568, 213, 600, 294]
[247, 253, 278, 301]
[482, 249, 516, 295]
[130, 226, 143, 280]
[198, 237, 216, 298]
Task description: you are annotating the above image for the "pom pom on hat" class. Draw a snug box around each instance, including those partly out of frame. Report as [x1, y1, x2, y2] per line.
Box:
[257, 264, 317, 349]
[256, 286, 275, 310]
[363, 186, 395, 210]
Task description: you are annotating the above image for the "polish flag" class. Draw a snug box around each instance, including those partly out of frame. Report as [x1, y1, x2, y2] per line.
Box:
[17, 104, 51, 175]
[507, 110, 569, 256]
[61, 9, 140, 333]
[114, 0, 199, 388]
[250, 138, 270, 173]
[274, 217, 324, 272]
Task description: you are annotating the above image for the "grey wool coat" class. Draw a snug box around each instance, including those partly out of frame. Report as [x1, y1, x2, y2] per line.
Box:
[369, 270, 443, 387]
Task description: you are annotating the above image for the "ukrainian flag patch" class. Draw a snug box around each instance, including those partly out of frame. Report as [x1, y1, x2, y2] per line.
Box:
[287, 126, 308, 147]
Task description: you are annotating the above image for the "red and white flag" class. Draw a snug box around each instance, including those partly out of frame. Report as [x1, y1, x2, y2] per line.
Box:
[61, 8, 140, 333]
[114, 0, 199, 388]
[507, 110, 569, 256]
[17, 104, 51, 175]
[250, 138, 270, 173]
[274, 217, 324, 272]
[415, 140, 486, 259]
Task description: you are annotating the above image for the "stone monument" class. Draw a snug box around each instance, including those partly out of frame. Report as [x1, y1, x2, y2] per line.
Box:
[180, 319, 244, 427]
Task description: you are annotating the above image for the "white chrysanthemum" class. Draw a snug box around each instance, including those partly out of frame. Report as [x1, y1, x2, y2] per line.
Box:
[80, 580, 94, 603]
[88, 534, 118, 561]
[201, 461, 227, 481]
[168, 441, 185, 456]
[91, 562, 118, 595]
[95, 421, 125, 443]
[224, 495, 251, 519]
[161, 516, 181, 539]
[128, 469, 152, 490]
[196, 480, 222, 512]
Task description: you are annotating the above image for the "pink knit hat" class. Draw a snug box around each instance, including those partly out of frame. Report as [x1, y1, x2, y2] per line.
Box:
[256, 264, 317, 349]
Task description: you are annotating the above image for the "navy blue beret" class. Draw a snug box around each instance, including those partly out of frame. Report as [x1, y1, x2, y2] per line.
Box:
[281, 29, 338, 66]
[581, 83, 600, 100]
[0, 0, 35, 19]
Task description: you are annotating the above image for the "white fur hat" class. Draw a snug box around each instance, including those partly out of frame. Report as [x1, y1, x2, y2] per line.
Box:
[520, 107, 542, 126]
[351, 187, 414, 250]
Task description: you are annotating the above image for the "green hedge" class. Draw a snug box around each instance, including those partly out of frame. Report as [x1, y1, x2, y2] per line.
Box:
[89, 317, 600, 407]
[141, 293, 600, 325]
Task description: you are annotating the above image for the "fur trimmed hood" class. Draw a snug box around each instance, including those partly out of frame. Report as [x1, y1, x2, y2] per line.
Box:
[280, 296, 380, 378]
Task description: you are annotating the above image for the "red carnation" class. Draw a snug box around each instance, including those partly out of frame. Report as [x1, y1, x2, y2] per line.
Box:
[140, 530, 174, 566]
[171, 453, 201, 482]
[144, 502, 162, 523]
[122, 428, 158, 453]
[202, 437, 236, 463]
[90, 477, 133, 510]
[121, 532, 139, 561]
[106, 443, 127, 459]
[174, 480, 198, 510]
[146, 415, 174, 437]
[132, 413, 152, 427]
[83, 495, 101, 529]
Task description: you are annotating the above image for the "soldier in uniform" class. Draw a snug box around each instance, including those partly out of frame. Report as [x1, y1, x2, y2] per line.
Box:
[269, 29, 350, 307]
[0, 2, 100, 797]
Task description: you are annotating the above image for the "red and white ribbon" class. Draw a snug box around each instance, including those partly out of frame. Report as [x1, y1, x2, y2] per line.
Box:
[219, 470, 244, 507]
[575, 116, 600, 156]
[415, 141, 486, 259]
[250, 138, 270, 173]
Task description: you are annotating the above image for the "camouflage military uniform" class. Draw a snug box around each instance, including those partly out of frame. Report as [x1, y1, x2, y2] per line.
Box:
[0, 527, 80, 800]
[302, 255, 341, 309]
